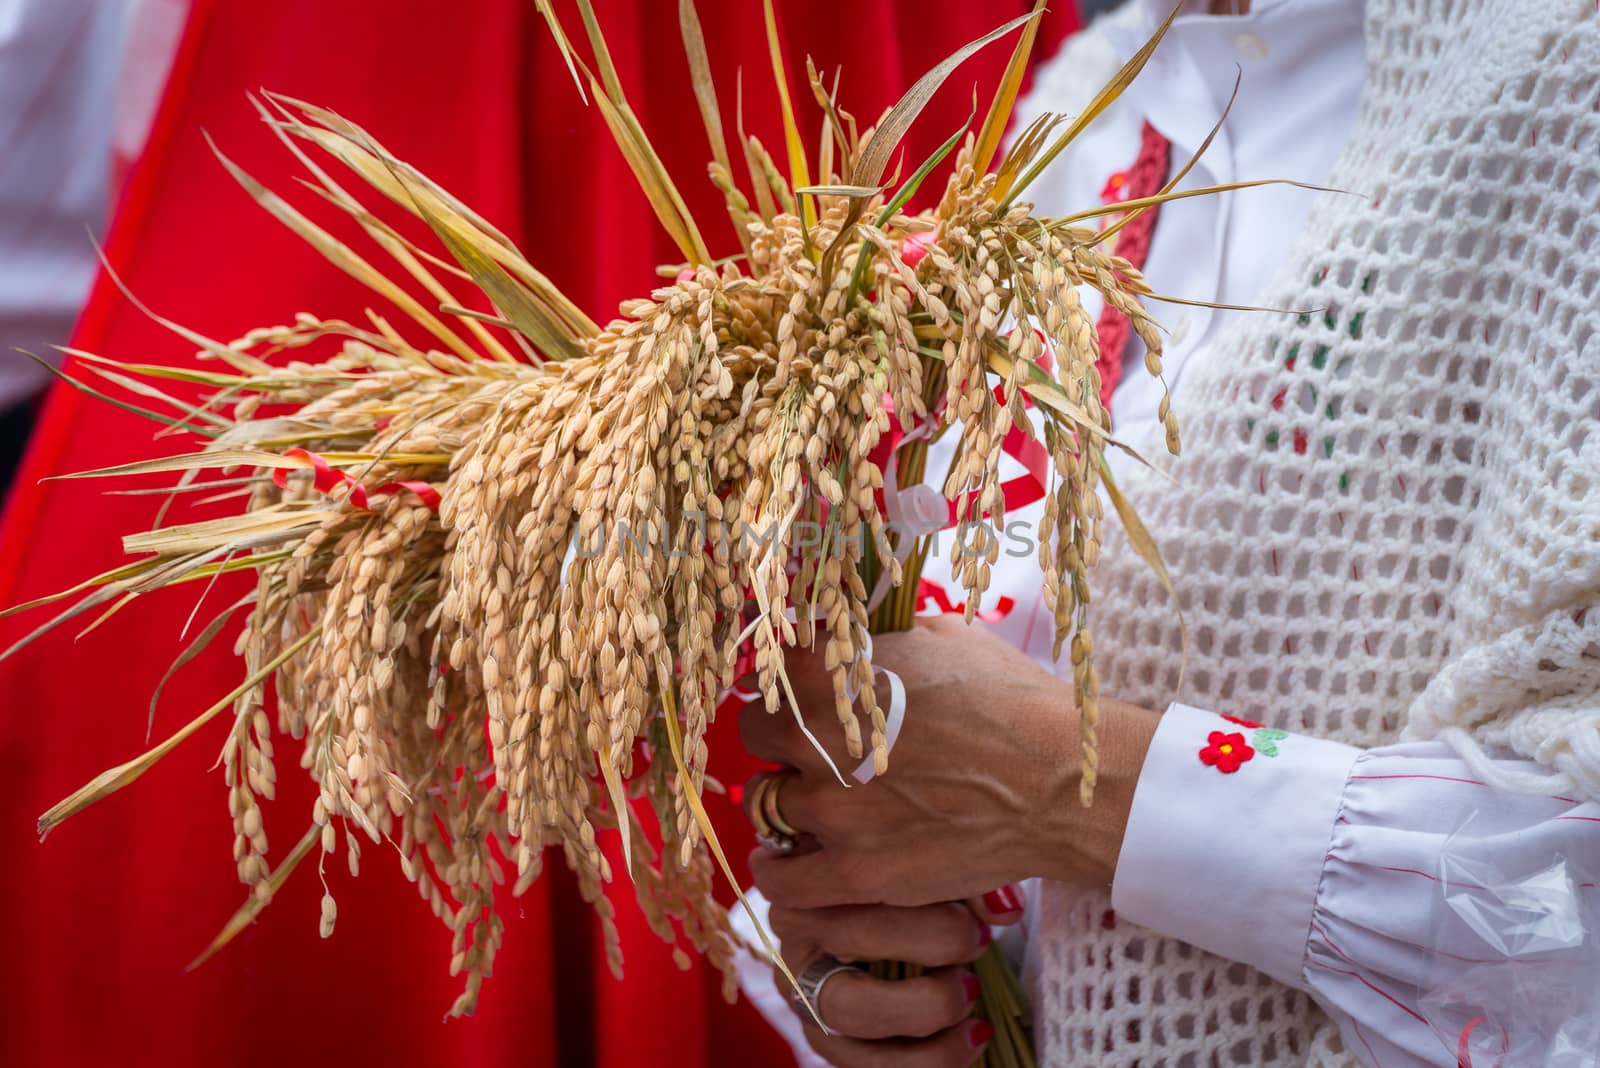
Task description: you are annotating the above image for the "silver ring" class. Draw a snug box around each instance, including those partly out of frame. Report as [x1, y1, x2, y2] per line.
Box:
[792, 954, 861, 1022]
[755, 828, 798, 854]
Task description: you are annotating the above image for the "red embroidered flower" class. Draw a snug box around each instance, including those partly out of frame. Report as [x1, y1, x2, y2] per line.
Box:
[1199, 731, 1255, 773]
[1220, 713, 1263, 729]
[1100, 170, 1131, 204]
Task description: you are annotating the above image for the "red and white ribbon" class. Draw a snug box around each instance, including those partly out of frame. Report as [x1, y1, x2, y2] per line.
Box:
[271, 447, 441, 513]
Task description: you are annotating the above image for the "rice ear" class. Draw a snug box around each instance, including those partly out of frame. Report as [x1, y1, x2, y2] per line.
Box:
[655, 659, 820, 1028]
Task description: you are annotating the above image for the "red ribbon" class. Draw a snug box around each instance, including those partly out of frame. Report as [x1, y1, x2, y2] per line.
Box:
[271, 448, 441, 513]
[900, 230, 937, 268]
[375, 479, 443, 512]
[872, 327, 1056, 528]
[732, 641, 758, 681]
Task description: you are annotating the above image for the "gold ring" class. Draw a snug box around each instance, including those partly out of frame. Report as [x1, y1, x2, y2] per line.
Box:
[747, 774, 798, 853]
[762, 773, 800, 838]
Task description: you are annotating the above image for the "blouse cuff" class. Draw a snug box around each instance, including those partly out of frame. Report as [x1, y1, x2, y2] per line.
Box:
[1111, 703, 1362, 990]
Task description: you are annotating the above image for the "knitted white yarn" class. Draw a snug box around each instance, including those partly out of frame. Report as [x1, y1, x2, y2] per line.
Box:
[1019, 1, 1600, 1064]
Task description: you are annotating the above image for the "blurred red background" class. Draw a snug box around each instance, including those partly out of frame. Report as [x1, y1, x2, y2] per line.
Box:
[0, 3, 1076, 1065]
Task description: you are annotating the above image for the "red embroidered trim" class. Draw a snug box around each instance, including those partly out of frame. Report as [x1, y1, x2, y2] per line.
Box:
[1220, 713, 1264, 729]
[1093, 121, 1171, 411]
[1198, 730, 1255, 773]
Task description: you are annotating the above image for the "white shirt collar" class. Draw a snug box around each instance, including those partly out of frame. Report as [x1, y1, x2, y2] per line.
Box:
[1106, 0, 1365, 58]
[1099, 0, 1366, 175]
[1130, 0, 1299, 31]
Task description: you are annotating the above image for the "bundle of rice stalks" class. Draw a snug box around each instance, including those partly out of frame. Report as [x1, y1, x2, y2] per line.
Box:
[7, 0, 1288, 1052]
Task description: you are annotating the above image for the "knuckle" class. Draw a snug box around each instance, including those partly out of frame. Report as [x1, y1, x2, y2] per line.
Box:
[837, 854, 885, 901]
[798, 788, 849, 842]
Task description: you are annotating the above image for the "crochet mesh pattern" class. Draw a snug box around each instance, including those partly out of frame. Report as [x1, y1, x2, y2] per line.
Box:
[1024, 1, 1600, 1063]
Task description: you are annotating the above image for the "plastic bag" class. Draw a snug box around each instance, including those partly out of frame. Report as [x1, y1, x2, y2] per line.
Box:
[1420, 814, 1600, 1066]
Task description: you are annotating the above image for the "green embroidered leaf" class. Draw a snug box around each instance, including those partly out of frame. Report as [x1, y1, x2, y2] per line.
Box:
[1253, 727, 1287, 758]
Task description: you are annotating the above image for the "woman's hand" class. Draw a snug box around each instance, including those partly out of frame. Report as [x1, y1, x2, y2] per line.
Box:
[740, 614, 1158, 910]
[767, 895, 1024, 1068]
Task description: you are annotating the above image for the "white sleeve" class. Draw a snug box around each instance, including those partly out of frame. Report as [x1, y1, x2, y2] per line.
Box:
[1112, 704, 1600, 1067]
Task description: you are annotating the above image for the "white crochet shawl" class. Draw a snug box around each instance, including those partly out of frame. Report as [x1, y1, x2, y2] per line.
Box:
[1022, 0, 1600, 1063]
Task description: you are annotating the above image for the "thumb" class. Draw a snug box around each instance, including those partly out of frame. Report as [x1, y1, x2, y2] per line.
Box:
[967, 883, 1026, 927]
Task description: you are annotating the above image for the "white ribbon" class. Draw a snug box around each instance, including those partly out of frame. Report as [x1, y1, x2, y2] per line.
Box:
[851, 658, 905, 785]
[715, 609, 909, 785]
